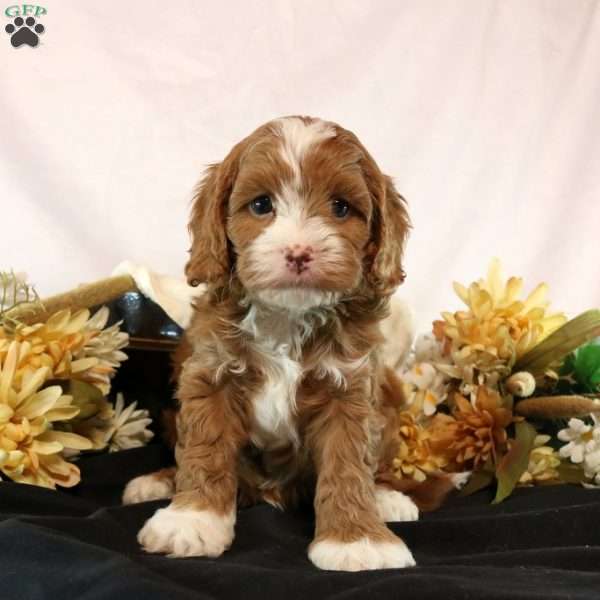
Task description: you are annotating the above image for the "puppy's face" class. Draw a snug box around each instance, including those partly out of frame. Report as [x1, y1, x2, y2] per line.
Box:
[186, 117, 409, 308]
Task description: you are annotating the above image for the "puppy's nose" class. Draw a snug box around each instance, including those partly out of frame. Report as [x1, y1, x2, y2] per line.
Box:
[285, 245, 313, 274]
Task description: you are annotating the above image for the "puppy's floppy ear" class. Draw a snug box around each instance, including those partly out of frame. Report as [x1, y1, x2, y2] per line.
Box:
[342, 127, 410, 295]
[366, 173, 410, 295]
[185, 151, 240, 286]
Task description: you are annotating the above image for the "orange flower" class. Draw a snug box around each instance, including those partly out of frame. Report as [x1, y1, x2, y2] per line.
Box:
[430, 386, 513, 470]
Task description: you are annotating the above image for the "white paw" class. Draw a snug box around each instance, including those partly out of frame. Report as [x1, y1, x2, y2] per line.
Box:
[123, 473, 174, 505]
[309, 537, 416, 571]
[138, 505, 235, 558]
[375, 487, 419, 522]
[450, 472, 472, 490]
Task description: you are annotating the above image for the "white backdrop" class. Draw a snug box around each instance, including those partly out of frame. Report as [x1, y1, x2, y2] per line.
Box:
[2, 0, 599, 332]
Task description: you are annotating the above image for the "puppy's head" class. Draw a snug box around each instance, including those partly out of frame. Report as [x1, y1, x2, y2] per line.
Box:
[186, 116, 409, 309]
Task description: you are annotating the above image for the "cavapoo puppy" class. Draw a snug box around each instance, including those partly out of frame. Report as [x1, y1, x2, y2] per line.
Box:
[123, 116, 454, 571]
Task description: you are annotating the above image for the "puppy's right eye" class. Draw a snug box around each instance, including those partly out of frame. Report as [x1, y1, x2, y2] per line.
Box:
[249, 195, 273, 217]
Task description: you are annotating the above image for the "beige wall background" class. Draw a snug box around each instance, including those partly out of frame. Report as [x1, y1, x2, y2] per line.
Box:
[1, 0, 599, 331]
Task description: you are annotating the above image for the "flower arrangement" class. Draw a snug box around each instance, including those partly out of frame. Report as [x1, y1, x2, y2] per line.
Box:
[0, 271, 153, 489]
[394, 259, 600, 502]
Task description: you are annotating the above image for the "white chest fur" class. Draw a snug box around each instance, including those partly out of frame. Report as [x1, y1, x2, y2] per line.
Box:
[251, 344, 302, 449]
[240, 304, 309, 450]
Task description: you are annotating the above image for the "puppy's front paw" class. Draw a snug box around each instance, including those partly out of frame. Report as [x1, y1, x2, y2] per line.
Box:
[375, 487, 419, 522]
[308, 536, 416, 571]
[138, 504, 235, 558]
[123, 473, 174, 505]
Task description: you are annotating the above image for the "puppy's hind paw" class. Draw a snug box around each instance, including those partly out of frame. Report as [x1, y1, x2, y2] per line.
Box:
[375, 487, 419, 522]
[123, 472, 174, 505]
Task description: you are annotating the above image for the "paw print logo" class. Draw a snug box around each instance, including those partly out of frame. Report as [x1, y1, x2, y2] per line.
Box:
[5, 16, 45, 48]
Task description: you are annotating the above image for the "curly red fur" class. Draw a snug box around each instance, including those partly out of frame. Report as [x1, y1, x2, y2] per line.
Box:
[131, 116, 453, 569]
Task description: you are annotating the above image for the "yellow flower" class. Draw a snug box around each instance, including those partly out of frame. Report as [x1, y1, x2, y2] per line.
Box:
[0, 340, 91, 488]
[63, 394, 115, 453]
[392, 411, 447, 482]
[519, 435, 561, 485]
[433, 259, 566, 373]
[0, 307, 128, 395]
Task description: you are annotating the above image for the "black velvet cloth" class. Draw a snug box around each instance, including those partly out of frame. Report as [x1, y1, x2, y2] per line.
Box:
[2, 443, 600, 600]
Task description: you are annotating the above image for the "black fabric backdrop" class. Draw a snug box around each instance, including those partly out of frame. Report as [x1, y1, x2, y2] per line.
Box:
[2, 443, 600, 600]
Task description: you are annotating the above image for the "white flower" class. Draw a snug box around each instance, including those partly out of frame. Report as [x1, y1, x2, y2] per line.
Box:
[106, 393, 154, 452]
[558, 416, 600, 464]
[70, 392, 154, 453]
[404, 363, 448, 416]
[583, 448, 600, 486]
[400, 336, 450, 417]
[73, 307, 129, 395]
[402, 361, 437, 389]
[420, 388, 446, 416]
[414, 333, 447, 364]
[0, 271, 32, 311]
[82, 306, 129, 367]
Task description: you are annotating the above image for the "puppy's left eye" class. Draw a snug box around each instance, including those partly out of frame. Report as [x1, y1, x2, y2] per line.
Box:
[331, 198, 350, 219]
[249, 195, 273, 217]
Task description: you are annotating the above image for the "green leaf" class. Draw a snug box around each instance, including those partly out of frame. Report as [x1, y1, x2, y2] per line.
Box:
[459, 470, 494, 496]
[573, 344, 600, 393]
[575, 343, 600, 370]
[559, 352, 576, 376]
[493, 421, 537, 504]
[515, 310, 600, 376]
[557, 461, 589, 484]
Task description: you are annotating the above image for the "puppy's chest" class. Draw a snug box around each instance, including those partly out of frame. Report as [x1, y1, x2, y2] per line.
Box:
[246, 319, 303, 449]
[250, 337, 303, 450]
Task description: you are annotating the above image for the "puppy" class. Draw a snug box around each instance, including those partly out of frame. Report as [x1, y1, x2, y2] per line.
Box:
[124, 116, 448, 571]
